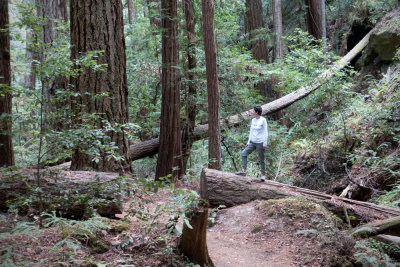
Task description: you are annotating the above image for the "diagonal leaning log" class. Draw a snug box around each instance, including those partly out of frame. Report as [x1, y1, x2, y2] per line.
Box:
[129, 32, 372, 161]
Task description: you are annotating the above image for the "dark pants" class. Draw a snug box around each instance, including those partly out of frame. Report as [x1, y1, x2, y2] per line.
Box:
[241, 141, 265, 175]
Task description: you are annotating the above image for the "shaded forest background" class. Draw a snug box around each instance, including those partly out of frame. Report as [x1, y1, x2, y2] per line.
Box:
[1, 0, 400, 265]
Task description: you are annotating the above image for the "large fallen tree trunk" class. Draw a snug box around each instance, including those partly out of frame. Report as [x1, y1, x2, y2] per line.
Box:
[129, 32, 372, 161]
[0, 169, 123, 219]
[199, 168, 400, 225]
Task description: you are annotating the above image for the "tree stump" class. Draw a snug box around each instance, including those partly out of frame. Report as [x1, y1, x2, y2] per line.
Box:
[179, 200, 214, 267]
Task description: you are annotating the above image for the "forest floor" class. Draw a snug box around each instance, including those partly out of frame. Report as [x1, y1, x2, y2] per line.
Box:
[0, 167, 380, 266]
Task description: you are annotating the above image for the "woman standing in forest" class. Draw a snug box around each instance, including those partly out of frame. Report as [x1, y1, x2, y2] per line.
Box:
[236, 106, 268, 181]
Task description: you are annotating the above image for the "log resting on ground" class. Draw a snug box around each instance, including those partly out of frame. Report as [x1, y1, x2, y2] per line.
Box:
[129, 32, 372, 161]
[0, 169, 123, 219]
[351, 215, 400, 237]
[200, 168, 400, 224]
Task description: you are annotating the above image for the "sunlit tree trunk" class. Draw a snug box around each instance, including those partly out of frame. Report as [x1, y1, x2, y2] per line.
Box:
[155, 0, 183, 180]
[305, 0, 326, 40]
[202, 0, 221, 170]
[0, 0, 14, 167]
[70, 0, 131, 172]
[182, 0, 197, 173]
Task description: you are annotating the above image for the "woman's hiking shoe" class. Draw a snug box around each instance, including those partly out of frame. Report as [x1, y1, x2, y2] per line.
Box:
[260, 176, 266, 182]
[235, 170, 246, 176]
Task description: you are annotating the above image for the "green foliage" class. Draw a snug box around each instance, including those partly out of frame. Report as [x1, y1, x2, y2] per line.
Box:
[354, 239, 398, 267]
[351, 0, 399, 24]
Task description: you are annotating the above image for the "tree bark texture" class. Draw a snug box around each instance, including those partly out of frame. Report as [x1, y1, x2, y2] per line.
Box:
[0, 0, 14, 167]
[182, 0, 197, 173]
[179, 200, 214, 267]
[127, 0, 135, 24]
[23, 29, 36, 90]
[36, 0, 69, 132]
[155, 0, 183, 180]
[246, 0, 269, 64]
[202, 0, 222, 170]
[70, 0, 131, 172]
[273, 0, 283, 61]
[200, 168, 400, 224]
[246, 0, 272, 97]
[305, 0, 325, 40]
[128, 31, 372, 162]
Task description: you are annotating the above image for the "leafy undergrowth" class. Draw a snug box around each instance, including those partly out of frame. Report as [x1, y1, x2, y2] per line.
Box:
[0, 211, 190, 266]
[253, 197, 399, 266]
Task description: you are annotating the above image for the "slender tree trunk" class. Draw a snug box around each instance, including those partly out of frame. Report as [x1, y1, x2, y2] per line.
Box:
[182, 0, 197, 173]
[70, 0, 131, 172]
[272, 0, 288, 126]
[23, 29, 36, 90]
[127, 0, 135, 24]
[36, 0, 68, 131]
[305, 0, 325, 40]
[202, 0, 221, 170]
[0, 0, 14, 167]
[155, 0, 183, 180]
[273, 0, 283, 61]
[246, 0, 272, 97]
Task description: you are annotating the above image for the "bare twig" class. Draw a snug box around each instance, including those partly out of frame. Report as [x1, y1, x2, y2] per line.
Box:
[274, 152, 283, 181]
[221, 136, 238, 172]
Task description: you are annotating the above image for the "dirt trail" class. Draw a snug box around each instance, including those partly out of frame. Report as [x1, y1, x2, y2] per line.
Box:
[207, 202, 298, 267]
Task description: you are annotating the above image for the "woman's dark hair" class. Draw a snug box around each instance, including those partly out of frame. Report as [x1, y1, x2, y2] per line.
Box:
[254, 106, 262, 115]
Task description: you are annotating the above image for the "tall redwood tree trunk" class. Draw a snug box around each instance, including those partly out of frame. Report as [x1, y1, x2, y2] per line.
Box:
[273, 0, 283, 61]
[127, 0, 136, 24]
[246, 0, 272, 97]
[245, 0, 269, 64]
[182, 0, 197, 173]
[36, 0, 68, 131]
[305, 0, 326, 40]
[273, 0, 288, 127]
[202, 0, 221, 170]
[0, 0, 14, 167]
[70, 0, 131, 172]
[155, 0, 183, 180]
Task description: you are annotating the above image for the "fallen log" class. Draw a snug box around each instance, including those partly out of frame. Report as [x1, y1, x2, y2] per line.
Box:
[0, 169, 124, 219]
[351, 216, 400, 237]
[199, 168, 400, 224]
[129, 31, 372, 161]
